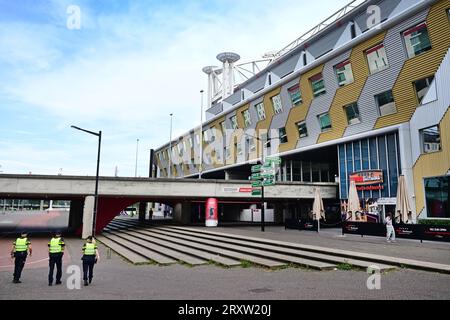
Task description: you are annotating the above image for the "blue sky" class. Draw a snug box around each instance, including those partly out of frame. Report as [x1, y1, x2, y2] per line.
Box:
[0, 0, 349, 176]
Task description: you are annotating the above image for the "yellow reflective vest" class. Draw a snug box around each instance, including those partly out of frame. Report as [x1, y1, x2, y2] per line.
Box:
[83, 243, 96, 256]
[14, 238, 29, 252]
[49, 237, 63, 253]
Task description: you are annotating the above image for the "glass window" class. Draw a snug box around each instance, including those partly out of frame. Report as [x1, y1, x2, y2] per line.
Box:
[334, 60, 354, 86]
[296, 121, 308, 138]
[375, 90, 396, 116]
[312, 163, 320, 182]
[286, 161, 292, 181]
[366, 44, 389, 74]
[242, 110, 252, 128]
[303, 161, 311, 182]
[318, 113, 332, 132]
[387, 133, 398, 198]
[378, 136, 389, 198]
[448, 8, 450, 22]
[288, 85, 302, 105]
[279, 127, 288, 144]
[361, 139, 370, 170]
[293, 160, 301, 181]
[420, 125, 441, 153]
[255, 102, 266, 121]
[403, 22, 432, 58]
[310, 73, 326, 97]
[272, 95, 283, 114]
[354, 142, 361, 172]
[248, 138, 256, 152]
[262, 132, 271, 149]
[339, 145, 347, 199]
[230, 116, 238, 130]
[414, 75, 435, 104]
[344, 102, 361, 125]
[424, 176, 449, 218]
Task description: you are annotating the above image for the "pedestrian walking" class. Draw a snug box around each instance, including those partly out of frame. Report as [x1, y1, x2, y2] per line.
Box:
[385, 212, 396, 243]
[10, 231, 32, 283]
[81, 236, 100, 286]
[48, 231, 65, 286]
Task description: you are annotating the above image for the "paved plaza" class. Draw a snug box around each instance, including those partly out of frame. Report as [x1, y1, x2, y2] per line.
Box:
[1, 226, 450, 300]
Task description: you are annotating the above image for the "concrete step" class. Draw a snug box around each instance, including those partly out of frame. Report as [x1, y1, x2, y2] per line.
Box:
[106, 227, 241, 267]
[104, 229, 207, 266]
[115, 224, 335, 270]
[96, 235, 150, 265]
[100, 233, 177, 265]
[164, 225, 450, 274]
[151, 226, 397, 272]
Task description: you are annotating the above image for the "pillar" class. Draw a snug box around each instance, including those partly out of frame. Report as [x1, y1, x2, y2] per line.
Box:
[68, 199, 84, 234]
[173, 201, 191, 224]
[39, 200, 44, 211]
[82, 196, 95, 239]
[139, 202, 147, 222]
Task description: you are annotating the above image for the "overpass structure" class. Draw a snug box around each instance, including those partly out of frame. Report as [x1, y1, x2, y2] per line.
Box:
[0, 174, 337, 238]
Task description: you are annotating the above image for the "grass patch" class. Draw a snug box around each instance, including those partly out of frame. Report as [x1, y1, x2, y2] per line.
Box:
[240, 260, 255, 268]
[336, 263, 355, 271]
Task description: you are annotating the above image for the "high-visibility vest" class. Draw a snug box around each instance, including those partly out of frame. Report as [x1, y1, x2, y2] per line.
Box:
[15, 238, 28, 252]
[83, 243, 96, 255]
[49, 237, 63, 253]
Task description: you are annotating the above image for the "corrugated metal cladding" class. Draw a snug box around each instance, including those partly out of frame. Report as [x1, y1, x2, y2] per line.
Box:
[410, 48, 450, 164]
[223, 90, 241, 106]
[269, 77, 302, 134]
[413, 110, 450, 216]
[271, 52, 302, 79]
[345, 8, 430, 137]
[298, 50, 352, 148]
[206, 102, 223, 120]
[338, 131, 401, 200]
[243, 76, 267, 94]
[353, 0, 402, 33]
[374, 0, 450, 129]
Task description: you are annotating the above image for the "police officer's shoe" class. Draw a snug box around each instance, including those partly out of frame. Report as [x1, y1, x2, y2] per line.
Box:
[13, 280, 21, 284]
[49, 283, 52, 286]
[84, 280, 88, 286]
[89, 278, 92, 284]
[55, 280, 62, 285]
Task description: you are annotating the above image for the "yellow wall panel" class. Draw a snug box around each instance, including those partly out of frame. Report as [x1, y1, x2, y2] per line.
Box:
[374, 0, 450, 129]
[413, 108, 450, 217]
[279, 65, 324, 153]
[317, 32, 386, 143]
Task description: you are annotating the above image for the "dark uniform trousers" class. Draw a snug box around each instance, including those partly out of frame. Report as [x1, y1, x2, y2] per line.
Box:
[82, 255, 95, 281]
[48, 252, 63, 283]
[13, 252, 27, 281]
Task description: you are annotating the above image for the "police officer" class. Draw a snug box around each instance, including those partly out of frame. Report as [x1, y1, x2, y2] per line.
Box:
[81, 236, 100, 286]
[10, 231, 32, 284]
[48, 231, 65, 286]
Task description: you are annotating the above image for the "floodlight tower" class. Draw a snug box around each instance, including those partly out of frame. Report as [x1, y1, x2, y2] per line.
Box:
[216, 52, 240, 100]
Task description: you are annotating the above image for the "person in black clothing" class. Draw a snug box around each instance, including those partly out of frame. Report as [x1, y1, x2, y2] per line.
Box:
[48, 231, 65, 286]
[81, 236, 100, 286]
[10, 231, 32, 284]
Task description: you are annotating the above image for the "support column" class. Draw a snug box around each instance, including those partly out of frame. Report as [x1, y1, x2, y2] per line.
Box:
[68, 199, 84, 234]
[82, 196, 95, 239]
[138, 202, 147, 222]
[39, 200, 44, 211]
[398, 123, 417, 220]
[173, 202, 192, 224]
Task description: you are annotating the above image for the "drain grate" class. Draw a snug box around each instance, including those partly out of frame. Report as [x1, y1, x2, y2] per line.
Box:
[249, 288, 273, 293]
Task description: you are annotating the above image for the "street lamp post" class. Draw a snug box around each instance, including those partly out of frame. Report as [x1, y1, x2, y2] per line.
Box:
[199, 90, 204, 179]
[169, 114, 173, 178]
[71, 125, 101, 237]
[135, 138, 139, 177]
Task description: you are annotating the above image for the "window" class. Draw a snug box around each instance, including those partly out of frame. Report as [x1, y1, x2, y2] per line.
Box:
[310, 73, 326, 97]
[236, 142, 242, 156]
[278, 127, 288, 144]
[366, 44, 389, 74]
[414, 75, 435, 104]
[230, 116, 238, 129]
[420, 125, 441, 153]
[318, 113, 332, 132]
[262, 132, 271, 149]
[424, 176, 449, 218]
[334, 60, 354, 86]
[344, 102, 361, 125]
[271, 95, 283, 114]
[403, 22, 432, 58]
[375, 90, 396, 116]
[296, 121, 308, 138]
[288, 85, 302, 105]
[242, 110, 252, 127]
[248, 138, 256, 152]
[255, 102, 266, 121]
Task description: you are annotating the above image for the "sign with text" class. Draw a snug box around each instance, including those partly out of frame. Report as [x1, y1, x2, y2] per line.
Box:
[350, 170, 383, 186]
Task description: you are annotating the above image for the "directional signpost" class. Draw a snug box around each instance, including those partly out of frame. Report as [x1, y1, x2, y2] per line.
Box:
[250, 156, 281, 231]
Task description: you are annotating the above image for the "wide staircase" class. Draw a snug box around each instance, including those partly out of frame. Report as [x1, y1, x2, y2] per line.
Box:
[96, 217, 450, 273]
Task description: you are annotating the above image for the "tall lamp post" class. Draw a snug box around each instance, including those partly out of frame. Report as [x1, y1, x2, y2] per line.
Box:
[135, 138, 139, 177]
[71, 125, 101, 237]
[199, 90, 204, 179]
[169, 113, 173, 178]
